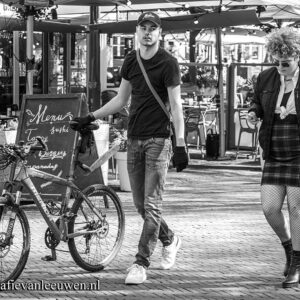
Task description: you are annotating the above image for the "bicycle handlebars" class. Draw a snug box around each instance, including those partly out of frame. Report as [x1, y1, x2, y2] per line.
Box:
[31, 137, 48, 152]
[69, 121, 99, 132]
[5, 137, 48, 161]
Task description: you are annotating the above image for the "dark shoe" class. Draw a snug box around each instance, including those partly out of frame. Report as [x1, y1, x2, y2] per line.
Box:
[282, 239, 293, 277]
[282, 251, 300, 288]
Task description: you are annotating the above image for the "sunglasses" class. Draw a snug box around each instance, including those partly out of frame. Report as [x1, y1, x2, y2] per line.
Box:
[272, 59, 293, 68]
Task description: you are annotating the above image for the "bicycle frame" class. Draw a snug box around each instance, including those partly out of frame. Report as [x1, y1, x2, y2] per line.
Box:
[0, 127, 126, 284]
[10, 162, 105, 243]
[1, 134, 121, 245]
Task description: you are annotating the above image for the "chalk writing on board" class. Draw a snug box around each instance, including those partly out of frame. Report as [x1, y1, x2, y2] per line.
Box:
[13, 93, 103, 198]
[15, 94, 83, 198]
[39, 151, 67, 160]
[30, 164, 59, 171]
[49, 125, 69, 135]
[26, 104, 74, 124]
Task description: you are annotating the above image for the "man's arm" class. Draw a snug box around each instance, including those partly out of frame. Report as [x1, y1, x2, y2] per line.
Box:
[167, 85, 185, 147]
[92, 78, 132, 119]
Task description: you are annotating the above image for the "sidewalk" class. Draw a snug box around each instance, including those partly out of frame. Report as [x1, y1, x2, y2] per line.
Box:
[2, 152, 300, 299]
[188, 148, 262, 171]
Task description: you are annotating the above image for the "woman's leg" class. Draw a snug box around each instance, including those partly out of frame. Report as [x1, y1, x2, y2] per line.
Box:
[282, 186, 300, 288]
[261, 184, 292, 277]
[286, 186, 300, 250]
[261, 184, 290, 242]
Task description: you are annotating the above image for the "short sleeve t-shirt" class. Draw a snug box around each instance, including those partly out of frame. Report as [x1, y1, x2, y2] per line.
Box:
[121, 48, 180, 139]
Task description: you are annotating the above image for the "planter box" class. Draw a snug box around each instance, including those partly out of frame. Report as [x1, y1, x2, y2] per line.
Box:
[93, 122, 109, 185]
[115, 151, 131, 192]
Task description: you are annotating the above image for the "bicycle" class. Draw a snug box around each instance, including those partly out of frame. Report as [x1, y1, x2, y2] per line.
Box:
[0, 122, 125, 284]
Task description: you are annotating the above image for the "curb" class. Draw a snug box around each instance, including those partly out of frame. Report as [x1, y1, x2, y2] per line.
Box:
[188, 152, 262, 171]
[187, 162, 261, 171]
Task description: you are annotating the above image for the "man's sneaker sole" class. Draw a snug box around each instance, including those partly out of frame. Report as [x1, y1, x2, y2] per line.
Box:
[125, 273, 147, 285]
[125, 264, 147, 285]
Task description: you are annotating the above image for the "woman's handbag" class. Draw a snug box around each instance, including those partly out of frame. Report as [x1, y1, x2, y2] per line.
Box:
[206, 128, 219, 159]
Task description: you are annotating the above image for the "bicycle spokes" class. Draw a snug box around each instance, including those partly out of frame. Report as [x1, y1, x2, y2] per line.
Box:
[68, 185, 125, 271]
[0, 205, 30, 284]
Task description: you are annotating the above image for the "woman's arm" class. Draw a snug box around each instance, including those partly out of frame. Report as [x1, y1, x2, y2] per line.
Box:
[248, 73, 264, 119]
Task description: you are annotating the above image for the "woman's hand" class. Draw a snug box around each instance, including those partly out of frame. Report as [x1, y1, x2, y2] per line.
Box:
[247, 111, 259, 124]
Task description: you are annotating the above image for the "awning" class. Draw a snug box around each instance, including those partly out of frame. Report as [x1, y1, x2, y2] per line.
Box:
[90, 9, 261, 34]
[0, 17, 86, 32]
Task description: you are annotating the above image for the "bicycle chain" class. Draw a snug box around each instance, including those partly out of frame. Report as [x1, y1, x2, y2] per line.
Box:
[44, 219, 61, 249]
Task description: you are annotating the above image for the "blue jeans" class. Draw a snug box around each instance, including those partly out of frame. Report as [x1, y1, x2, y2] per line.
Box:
[127, 137, 174, 268]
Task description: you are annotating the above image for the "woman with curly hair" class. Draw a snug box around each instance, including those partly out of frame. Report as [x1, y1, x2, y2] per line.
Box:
[248, 27, 300, 288]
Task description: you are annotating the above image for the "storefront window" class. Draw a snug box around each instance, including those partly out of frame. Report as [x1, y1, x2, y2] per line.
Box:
[0, 31, 28, 114]
[0, 32, 12, 114]
[48, 32, 65, 94]
[233, 64, 270, 108]
[32, 32, 43, 94]
[105, 34, 134, 88]
[180, 63, 225, 100]
[70, 33, 87, 93]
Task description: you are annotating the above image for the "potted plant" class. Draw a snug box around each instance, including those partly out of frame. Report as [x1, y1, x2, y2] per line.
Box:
[196, 67, 218, 96]
[111, 127, 131, 192]
[236, 75, 256, 107]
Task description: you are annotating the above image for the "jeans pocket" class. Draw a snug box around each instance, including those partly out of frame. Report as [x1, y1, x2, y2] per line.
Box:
[152, 137, 171, 147]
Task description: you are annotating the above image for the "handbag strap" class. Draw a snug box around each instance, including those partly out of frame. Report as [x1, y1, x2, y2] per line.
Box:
[136, 50, 170, 119]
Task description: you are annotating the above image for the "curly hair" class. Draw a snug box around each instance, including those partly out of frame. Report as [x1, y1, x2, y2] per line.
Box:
[265, 27, 300, 58]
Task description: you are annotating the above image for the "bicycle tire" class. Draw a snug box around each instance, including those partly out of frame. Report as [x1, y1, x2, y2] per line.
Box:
[0, 205, 31, 284]
[68, 184, 125, 272]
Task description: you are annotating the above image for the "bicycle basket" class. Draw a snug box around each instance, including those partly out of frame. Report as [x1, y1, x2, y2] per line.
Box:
[0, 146, 16, 170]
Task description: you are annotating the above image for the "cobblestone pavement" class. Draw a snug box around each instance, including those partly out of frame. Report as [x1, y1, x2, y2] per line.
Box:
[1, 156, 300, 299]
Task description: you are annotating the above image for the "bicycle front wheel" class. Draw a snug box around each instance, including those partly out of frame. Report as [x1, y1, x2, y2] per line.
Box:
[68, 184, 125, 272]
[0, 205, 31, 284]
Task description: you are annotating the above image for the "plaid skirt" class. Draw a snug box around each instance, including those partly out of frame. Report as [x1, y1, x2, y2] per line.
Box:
[262, 114, 300, 187]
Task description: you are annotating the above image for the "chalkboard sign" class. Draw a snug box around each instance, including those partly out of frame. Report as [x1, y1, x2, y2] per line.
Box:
[12, 93, 96, 200]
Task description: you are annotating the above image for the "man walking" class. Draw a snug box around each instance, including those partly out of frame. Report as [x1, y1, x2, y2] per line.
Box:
[71, 12, 188, 285]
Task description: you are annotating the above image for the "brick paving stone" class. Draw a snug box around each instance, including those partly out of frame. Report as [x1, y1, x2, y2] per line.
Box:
[1, 155, 300, 299]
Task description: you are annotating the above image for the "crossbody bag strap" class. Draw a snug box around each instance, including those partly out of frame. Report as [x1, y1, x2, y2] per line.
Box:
[136, 50, 171, 119]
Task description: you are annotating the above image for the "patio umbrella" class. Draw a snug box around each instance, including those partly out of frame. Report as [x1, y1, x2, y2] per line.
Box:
[0, 17, 86, 32]
[89, 9, 260, 33]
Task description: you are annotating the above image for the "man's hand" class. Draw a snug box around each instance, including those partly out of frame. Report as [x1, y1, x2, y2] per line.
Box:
[70, 113, 95, 131]
[172, 146, 189, 172]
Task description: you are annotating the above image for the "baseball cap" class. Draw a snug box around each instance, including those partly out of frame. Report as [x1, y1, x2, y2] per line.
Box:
[137, 12, 161, 27]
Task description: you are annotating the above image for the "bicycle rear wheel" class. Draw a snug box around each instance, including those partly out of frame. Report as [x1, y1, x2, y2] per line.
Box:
[0, 204, 31, 284]
[68, 184, 125, 272]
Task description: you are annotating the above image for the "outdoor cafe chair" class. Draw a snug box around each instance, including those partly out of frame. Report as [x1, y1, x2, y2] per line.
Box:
[202, 108, 218, 138]
[184, 106, 219, 157]
[235, 109, 259, 160]
[184, 106, 205, 156]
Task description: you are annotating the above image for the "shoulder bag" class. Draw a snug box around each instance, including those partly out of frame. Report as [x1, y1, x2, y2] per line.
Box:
[136, 50, 177, 153]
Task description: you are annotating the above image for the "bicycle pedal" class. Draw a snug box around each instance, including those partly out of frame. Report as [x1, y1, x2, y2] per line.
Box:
[41, 255, 56, 261]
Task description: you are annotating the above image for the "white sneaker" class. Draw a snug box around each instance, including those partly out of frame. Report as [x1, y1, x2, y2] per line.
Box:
[125, 264, 147, 285]
[160, 235, 182, 270]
